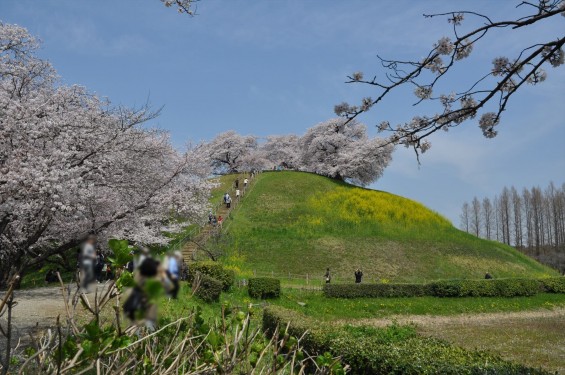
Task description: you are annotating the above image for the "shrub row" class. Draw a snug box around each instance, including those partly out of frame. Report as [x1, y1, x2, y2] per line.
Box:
[539, 277, 565, 293]
[188, 262, 235, 291]
[263, 306, 549, 375]
[323, 277, 565, 298]
[429, 279, 540, 297]
[193, 273, 223, 302]
[323, 283, 427, 298]
[248, 277, 281, 299]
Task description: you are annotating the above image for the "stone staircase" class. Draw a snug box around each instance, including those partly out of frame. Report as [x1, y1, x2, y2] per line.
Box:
[181, 172, 258, 262]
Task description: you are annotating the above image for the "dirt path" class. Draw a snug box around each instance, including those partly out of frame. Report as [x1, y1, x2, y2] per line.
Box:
[1, 284, 109, 350]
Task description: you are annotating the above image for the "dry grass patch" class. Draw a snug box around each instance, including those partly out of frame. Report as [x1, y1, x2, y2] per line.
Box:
[344, 308, 565, 374]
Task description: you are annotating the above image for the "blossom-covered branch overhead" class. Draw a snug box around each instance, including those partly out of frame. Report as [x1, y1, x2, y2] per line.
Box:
[335, 0, 565, 157]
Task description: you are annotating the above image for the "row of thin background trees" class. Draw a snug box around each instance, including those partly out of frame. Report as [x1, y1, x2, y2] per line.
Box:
[460, 182, 565, 270]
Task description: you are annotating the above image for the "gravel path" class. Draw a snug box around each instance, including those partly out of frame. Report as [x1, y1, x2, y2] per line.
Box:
[1, 284, 109, 350]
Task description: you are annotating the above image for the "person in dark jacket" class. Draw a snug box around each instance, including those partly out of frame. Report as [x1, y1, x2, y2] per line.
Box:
[485, 272, 493, 279]
[354, 268, 363, 283]
[95, 253, 105, 282]
[324, 268, 331, 284]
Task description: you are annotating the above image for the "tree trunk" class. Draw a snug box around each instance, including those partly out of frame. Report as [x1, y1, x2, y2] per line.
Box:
[0, 262, 23, 290]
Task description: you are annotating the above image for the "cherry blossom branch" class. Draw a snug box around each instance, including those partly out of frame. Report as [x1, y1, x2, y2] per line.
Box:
[335, 0, 565, 157]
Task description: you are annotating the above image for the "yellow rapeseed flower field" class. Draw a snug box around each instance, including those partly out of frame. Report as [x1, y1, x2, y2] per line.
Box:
[307, 186, 451, 227]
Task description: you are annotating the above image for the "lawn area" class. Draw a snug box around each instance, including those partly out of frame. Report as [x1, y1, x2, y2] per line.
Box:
[271, 288, 565, 320]
[159, 283, 565, 373]
[159, 282, 565, 321]
[419, 311, 565, 373]
[224, 171, 557, 282]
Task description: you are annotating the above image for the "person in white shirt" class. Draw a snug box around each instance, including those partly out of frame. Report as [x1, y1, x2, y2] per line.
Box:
[236, 189, 240, 200]
[166, 251, 181, 299]
[243, 178, 249, 188]
[80, 235, 97, 292]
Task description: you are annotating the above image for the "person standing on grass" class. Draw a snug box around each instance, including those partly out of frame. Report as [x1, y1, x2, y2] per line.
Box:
[226, 194, 232, 208]
[212, 215, 218, 226]
[244, 177, 248, 188]
[236, 188, 240, 200]
[354, 268, 363, 283]
[218, 215, 224, 228]
[235, 178, 239, 189]
[324, 268, 331, 284]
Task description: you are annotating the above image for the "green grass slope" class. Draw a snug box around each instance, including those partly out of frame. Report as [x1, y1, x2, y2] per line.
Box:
[224, 171, 556, 283]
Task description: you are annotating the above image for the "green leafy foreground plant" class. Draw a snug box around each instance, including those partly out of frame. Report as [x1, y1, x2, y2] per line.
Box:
[6, 279, 345, 374]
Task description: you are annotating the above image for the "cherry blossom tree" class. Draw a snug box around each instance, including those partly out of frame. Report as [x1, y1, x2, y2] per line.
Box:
[239, 151, 271, 172]
[261, 134, 302, 169]
[203, 131, 258, 174]
[299, 118, 393, 186]
[0, 22, 211, 287]
[335, 0, 565, 157]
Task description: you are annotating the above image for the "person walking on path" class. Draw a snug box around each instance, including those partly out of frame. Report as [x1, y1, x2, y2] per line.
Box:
[166, 251, 181, 299]
[95, 252, 105, 283]
[123, 256, 161, 331]
[218, 215, 224, 228]
[79, 235, 97, 292]
[226, 194, 232, 208]
[235, 178, 239, 189]
[354, 268, 363, 284]
[324, 268, 331, 284]
[236, 188, 241, 200]
[244, 178, 249, 188]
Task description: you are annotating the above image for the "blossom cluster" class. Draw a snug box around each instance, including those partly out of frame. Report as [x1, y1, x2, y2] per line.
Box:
[0, 22, 211, 283]
[202, 118, 394, 187]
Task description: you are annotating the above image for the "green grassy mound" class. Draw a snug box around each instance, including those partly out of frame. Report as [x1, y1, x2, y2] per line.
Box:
[223, 171, 556, 282]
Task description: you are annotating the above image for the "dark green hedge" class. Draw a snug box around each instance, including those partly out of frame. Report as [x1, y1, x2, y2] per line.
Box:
[539, 277, 565, 293]
[248, 277, 281, 299]
[188, 262, 234, 291]
[193, 273, 222, 302]
[429, 279, 540, 297]
[323, 283, 429, 298]
[263, 306, 549, 375]
[323, 278, 560, 299]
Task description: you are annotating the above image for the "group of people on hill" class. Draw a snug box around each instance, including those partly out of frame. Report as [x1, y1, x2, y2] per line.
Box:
[208, 211, 224, 228]
[209, 175, 252, 225]
[234, 177, 249, 190]
[324, 268, 364, 284]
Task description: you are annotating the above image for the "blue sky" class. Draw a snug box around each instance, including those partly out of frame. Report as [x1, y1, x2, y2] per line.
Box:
[1, 0, 563, 224]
